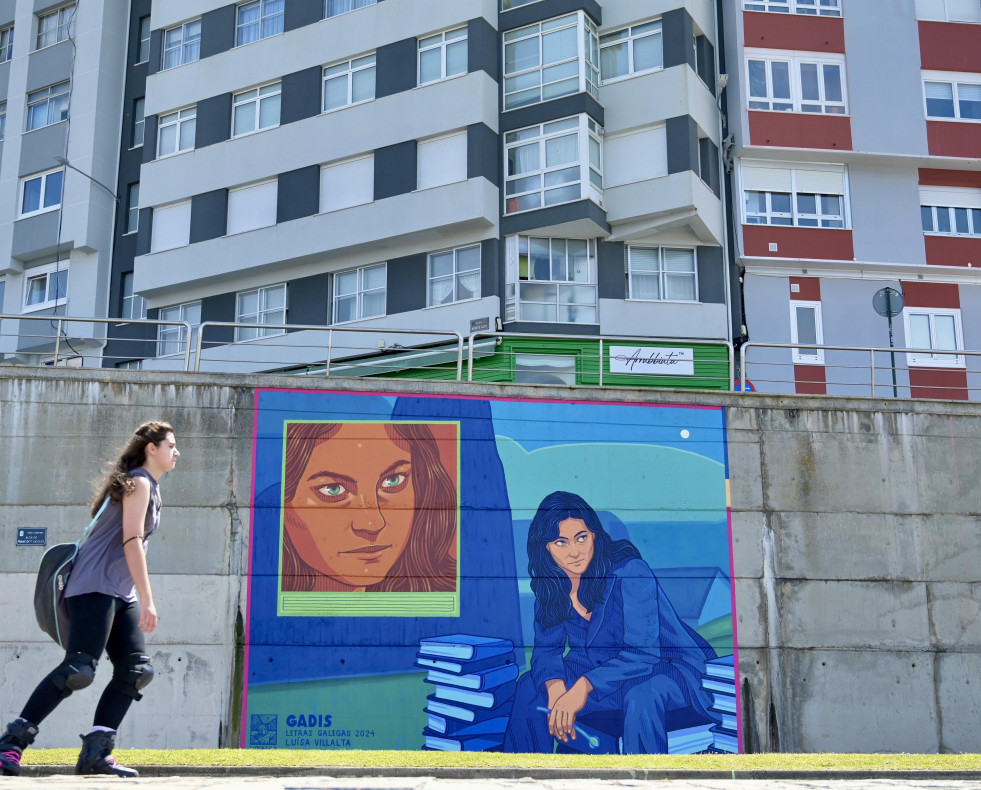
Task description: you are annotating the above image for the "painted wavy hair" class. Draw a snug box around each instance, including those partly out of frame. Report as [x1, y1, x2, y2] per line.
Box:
[280, 421, 457, 593]
[528, 491, 641, 630]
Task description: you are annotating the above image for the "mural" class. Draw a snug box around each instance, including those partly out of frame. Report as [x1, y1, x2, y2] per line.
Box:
[244, 389, 739, 754]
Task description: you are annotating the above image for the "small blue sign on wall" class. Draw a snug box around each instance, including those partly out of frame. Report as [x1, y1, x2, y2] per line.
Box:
[16, 528, 46, 546]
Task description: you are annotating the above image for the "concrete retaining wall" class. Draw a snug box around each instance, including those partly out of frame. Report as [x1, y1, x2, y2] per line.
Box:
[0, 367, 978, 753]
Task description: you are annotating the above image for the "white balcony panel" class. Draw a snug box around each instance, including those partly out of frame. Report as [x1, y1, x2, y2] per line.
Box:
[599, 298, 728, 340]
[606, 171, 724, 245]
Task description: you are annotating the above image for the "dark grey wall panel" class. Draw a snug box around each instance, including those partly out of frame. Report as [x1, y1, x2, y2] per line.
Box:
[195, 93, 232, 149]
[200, 5, 235, 59]
[142, 114, 158, 164]
[201, 292, 237, 345]
[376, 38, 417, 99]
[189, 189, 228, 243]
[662, 8, 695, 71]
[281, 66, 322, 124]
[374, 140, 417, 200]
[277, 165, 320, 223]
[148, 29, 162, 75]
[500, 0, 601, 31]
[598, 240, 626, 300]
[285, 0, 323, 32]
[467, 123, 499, 186]
[666, 115, 698, 175]
[501, 93, 604, 132]
[136, 209, 153, 255]
[696, 245, 725, 304]
[287, 273, 330, 327]
[481, 238, 500, 299]
[500, 199, 609, 237]
[25, 40, 73, 91]
[468, 17, 498, 81]
[699, 137, 720, 197]
[387, 253, 426, 315]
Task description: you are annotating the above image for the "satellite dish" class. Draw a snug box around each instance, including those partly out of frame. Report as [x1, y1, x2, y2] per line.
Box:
[872, 287, 904, 318]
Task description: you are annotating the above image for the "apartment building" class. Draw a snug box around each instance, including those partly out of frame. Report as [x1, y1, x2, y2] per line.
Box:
[1, 0, 735, 388]
[727, 0, 981, 398]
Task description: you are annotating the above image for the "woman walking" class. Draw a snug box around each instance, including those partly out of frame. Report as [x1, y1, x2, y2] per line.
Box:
[0, 421, 179, 777]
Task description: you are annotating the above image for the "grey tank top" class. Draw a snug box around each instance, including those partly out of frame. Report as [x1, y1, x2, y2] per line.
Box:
[65, 468, 161, 602]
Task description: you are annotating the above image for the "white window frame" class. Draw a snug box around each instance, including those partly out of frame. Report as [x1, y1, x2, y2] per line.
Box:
[162, 19, 201, 70]
[332, 263, 386, 324]
[125, 183, 140, 234]
[505, 236, 598, 324]
[923, 71, 981, 121]
[322, 54, 376, 113]
[23, 262, 68, 312]
[505, 114, 603, 214]
[19, 167, 64, 218]
[132, 97, 145, 147]
[0, 24, 14, 62]
[418, 27, 468, 85]
[36, 4, 75, 50]
[236, 0, 284, 46]
[157, 105, 196, 157]
[428, 245, 481, 307]
[325, 0, 376, 19]
[235, 283, 287, 341]
[26, 80, 70, 131]
[136, 15, 150, 63]
[158, 301, 201, 358]
[120, 271, 146, 320]
[921, 188, 981, 236]
[790, 300, 825, 364]
[741, 163, 849, 228]
[744, 0, 842, 15]
[503, 12, 599, 110]
[232, 81, 281, 137]
[599, 19, 663, 84]
[626, 246, 699, 303]
[904, 308, 964, 367]
[746, 50, 848, 114]
[915, 0, 981, 22]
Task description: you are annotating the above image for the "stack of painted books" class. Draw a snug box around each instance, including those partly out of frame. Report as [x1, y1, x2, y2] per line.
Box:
[701, 653, 738, 753]
[418, 633, 518, 752]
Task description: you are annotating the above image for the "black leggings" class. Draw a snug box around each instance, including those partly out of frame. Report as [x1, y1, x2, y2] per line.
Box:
[21, 593, 146, 730]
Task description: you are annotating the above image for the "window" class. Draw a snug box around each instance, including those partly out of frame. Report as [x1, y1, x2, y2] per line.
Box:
[915, 0, 981, 22]
[236, 283, 286, 341]
[227, 180, 277, 235]
[162, 19, 201, 70]
[132, 98, 145, 146]
[36, 4, 75, 49]
[924, 75, 981, 120]
[417, 132, 467, 190]
[0, 25, 13, 62]
[120, 272, 146, 320]
[742, 162, 847, 228]
[126, 183, 140, 234]
[747, 52, 847, 114]
[150, 201, 191, 252]
[157, 106, 196, 157]
[325, 0, 376, 18]
[333, 263, 386, 323]
[515, 353, 577, 385]
[744, 0, 842, 14]
[905, 309, 963, 367]
[0, 278, 5, 314]
[236, 0, 284, 46]
[429, 245, 481, 306]
[505, 115, 602, 213]
[320, 155, 374, 212]
[504, 12, 599, 110]
[26, 81, 70, 130]
[0, 101, 6, 141]
[158, 301, 201, 357]
[24, 263, 68, 312]
[627, 247, 698, 302]
[136, 15, 150, 63]
[419, 27, 468, 85]
[922, 204, 981, 236]
[233, 82, 281, 136]
[600, 20, 662, 82]
[20, 168, 64, 217]
[790, 301, 824, 364]
[322, 55, 375, 112]
[505, 236, 597, 323]
[603, 126, 668, 187]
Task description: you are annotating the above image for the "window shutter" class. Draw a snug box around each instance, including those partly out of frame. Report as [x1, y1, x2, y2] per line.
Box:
[919, 186, 981, 209]
[742, 164, 792, 193]
[604, 126, 668, 187]
[227, 180, 277, 235]
[320, 155, 375, 212]
[151, 201, 191, 252]
[795, 167, 845, 195]
[417, 132, 468, 190]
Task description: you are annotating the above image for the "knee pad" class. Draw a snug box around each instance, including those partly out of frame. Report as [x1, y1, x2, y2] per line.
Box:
[52, 652, 99, 695]
[110, 653, 153, 700]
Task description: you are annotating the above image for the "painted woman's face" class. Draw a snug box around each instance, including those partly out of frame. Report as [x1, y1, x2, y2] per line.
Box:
[546, 517, 595, 579]
[285, 423, 415, 590]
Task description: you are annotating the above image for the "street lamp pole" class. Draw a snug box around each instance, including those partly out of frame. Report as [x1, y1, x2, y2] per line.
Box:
[53, 156, 119, 203]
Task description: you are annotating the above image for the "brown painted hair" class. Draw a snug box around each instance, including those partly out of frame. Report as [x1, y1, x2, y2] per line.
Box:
[281, 421, 457, 593]
[90, 420, 174, 515]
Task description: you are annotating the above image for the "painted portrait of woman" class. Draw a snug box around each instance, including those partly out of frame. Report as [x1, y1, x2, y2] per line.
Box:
[503, 491, 718, 754]
[280, 421, 458, 593]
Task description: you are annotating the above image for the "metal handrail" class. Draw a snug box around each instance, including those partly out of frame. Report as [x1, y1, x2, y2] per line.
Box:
[0, 314, 194, 370]
[467, 332, 735, 389]
[193, 321, 465, 376]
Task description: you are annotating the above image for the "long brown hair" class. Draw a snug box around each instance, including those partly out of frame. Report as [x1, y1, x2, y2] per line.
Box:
[89, 420, 174, 515]
[281, 421, 457, 593]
